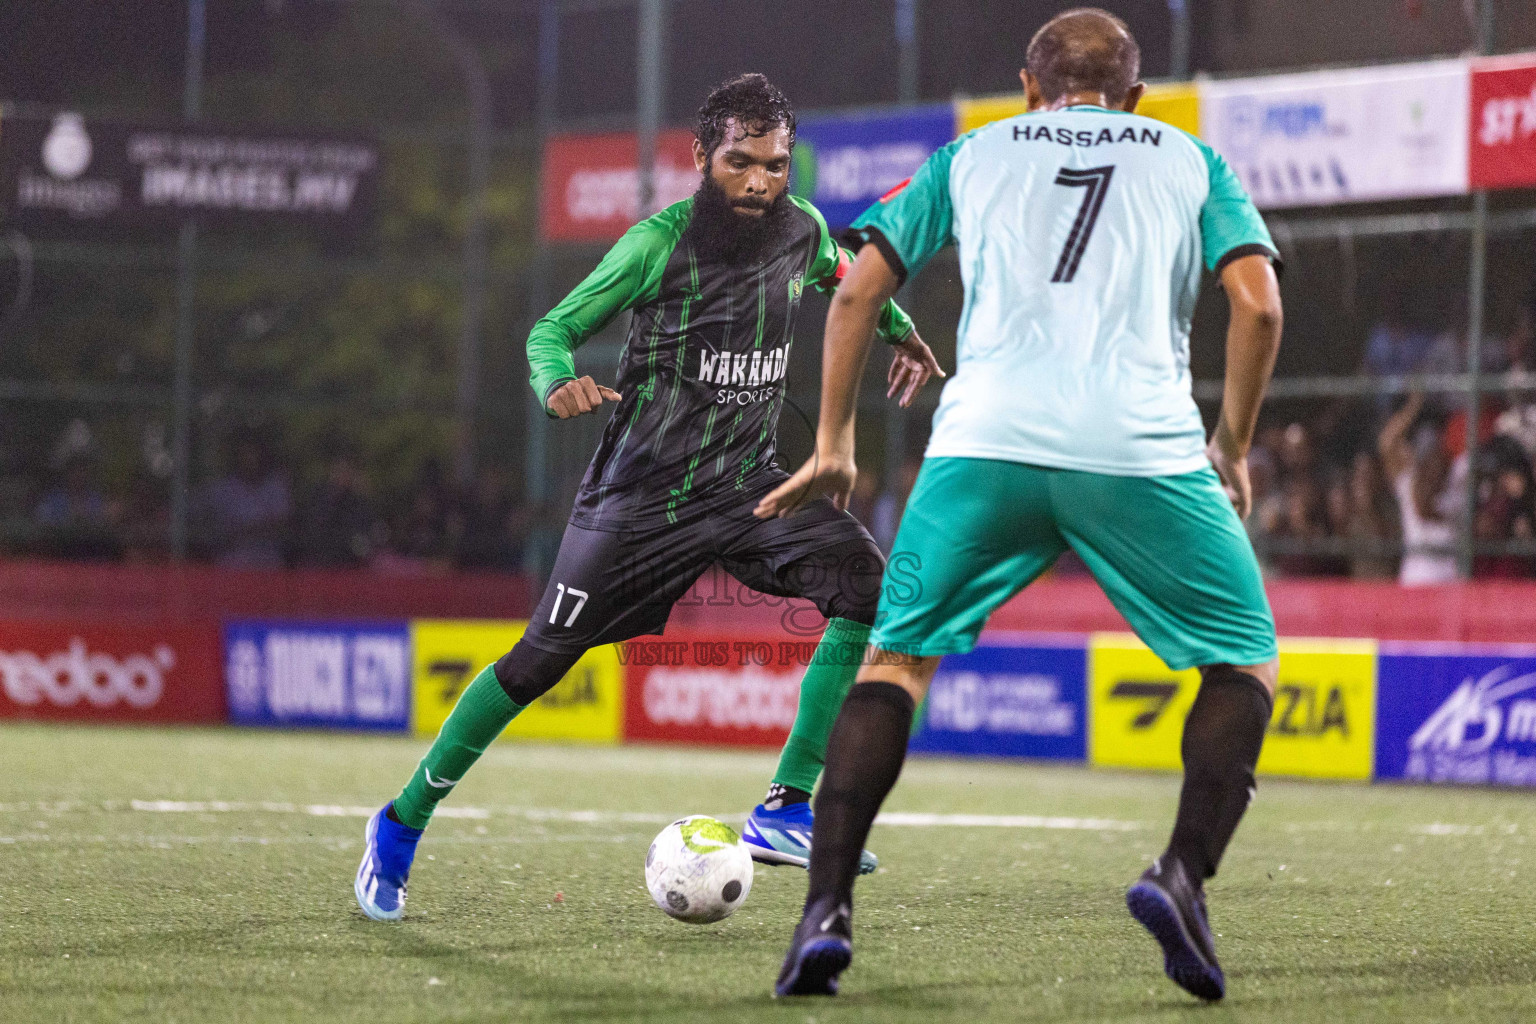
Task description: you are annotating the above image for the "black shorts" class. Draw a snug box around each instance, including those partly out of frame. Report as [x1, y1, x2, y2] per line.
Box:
[522, 495, 883, 653]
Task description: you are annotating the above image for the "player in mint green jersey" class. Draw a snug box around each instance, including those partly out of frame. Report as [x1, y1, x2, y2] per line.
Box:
[355, 75, 944, 923]
[763, 10, 1283, 1002]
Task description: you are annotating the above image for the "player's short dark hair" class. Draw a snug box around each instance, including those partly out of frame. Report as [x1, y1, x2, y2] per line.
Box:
[694, 73, 796, 162]
[1026, 8, 1141, 106]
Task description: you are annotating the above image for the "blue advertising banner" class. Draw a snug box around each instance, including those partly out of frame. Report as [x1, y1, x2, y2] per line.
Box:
[909, 634, 1087, 761]
[224, 620, 411, 731]
[792, 104, 955, 229]
[1377, 644, 1536, 786]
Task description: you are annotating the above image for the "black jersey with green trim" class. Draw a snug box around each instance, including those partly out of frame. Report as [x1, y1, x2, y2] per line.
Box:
[527, 195, 914, 530]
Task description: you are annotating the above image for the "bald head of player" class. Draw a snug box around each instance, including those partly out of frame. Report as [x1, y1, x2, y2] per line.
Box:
[1022, 7, 1145, 114]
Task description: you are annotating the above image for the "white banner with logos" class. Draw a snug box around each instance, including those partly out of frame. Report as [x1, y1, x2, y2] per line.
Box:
[1201, 58, 1471, 209]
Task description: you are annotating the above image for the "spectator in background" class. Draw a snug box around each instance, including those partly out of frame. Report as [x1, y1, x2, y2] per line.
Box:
[201, 436, 291, 568]
[457, 467, 522, 571]
[1473, 434, 1536, 578]
[1379, 393, 1460, 586]
[33, 452, 119, 560]
[297, 448, 378, 568]
[1345, 451, 1398, 580]
[374, 459, 457, 574]
[119, 475, 171, 563]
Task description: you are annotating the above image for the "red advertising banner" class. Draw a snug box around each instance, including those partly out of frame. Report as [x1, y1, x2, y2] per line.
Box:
[541, 128, 699, 242]
[0, 620, 224, 724]
[622, 631, 832, 748]
[1470, 54, 1536, 190]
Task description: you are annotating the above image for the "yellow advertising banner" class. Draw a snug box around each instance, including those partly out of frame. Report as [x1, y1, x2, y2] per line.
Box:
[955, 82, 1201, 137]
[1088, 634, 1376, 780]
[411, 620, 623, 744]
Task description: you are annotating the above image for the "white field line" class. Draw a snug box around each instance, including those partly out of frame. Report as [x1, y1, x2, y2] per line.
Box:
[1, 800, 1508, 837]
[121, 799, 1142, 831]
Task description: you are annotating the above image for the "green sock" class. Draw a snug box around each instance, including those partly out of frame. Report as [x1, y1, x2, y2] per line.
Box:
[392, 663, 525, 831]
[772, 617, 872, 794]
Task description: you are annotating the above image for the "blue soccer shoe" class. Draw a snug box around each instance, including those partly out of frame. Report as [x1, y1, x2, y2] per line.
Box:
[354, 804, 423, 922]
[743, 802, 877, 875]
[775, 896, 853, 997]
[1126, 856, 1226, 1001]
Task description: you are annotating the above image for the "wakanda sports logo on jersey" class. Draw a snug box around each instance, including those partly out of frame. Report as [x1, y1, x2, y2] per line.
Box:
[696, 347, 788, 388]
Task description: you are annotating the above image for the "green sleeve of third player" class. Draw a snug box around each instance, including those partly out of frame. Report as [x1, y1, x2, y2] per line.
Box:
[792, 195, 914, 345]
[526, 200, 691, 410]
[847, 137, 962, 286]
[1193, 139, 1280, 275]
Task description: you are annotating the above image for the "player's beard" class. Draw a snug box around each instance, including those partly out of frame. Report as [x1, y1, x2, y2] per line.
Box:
[685, 173, 792, 266]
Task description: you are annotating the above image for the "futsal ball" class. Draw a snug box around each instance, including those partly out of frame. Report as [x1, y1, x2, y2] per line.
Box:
[644, 815, 754, 924]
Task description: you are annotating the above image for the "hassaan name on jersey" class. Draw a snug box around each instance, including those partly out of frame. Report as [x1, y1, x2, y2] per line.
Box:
[1012, 124, 1163, 147]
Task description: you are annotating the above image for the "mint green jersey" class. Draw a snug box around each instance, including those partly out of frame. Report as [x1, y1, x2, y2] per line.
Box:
[851, 105, 1277, 477]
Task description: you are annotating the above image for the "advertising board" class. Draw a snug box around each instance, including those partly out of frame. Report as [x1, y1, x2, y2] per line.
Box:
[0, 620, 223, 724]
[411, 620, 622, 744]
[909, 634, 1087, 761]
[622, 631, 831, 748]
[1201, 59, 1470, 208]
[540, 129, 699, 242]
[1377, 644, 1536, 787]
[792, 104, 956, 228]
[954, 82, 1200, 136]
[0, 112, 378, 232]
[1089, 634, 1376, 780]
[224, 620, 411, 731]
[1469, 54, 1536, 190]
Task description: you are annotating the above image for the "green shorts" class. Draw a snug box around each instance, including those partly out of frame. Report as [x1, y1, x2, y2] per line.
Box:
[871, 457, 1277, 670]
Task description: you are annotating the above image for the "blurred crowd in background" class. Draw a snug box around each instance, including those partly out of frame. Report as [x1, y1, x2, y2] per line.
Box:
[9, 269, 1535, 585]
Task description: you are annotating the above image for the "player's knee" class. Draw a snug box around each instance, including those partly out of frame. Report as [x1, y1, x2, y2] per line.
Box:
[819, 537, 885, 626]
[494, 640, 584, 707]
[1199, 659, 1278, 699]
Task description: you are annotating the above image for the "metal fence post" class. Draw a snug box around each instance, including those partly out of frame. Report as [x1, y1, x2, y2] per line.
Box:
[169, 0, 206, 560]
[636, 0, 667, 219]
[1459, 0, 1495, 576]
[1168, 0, 1190, 79]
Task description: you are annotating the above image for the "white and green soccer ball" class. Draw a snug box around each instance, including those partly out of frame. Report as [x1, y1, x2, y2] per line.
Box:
[645, 815, 754, 924]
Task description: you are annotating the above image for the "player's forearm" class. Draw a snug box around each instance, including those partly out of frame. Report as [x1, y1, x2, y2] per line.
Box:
[819, 247, 900, 457]
[526, 319, 580, 408]
[1216, 255, 1283, 454]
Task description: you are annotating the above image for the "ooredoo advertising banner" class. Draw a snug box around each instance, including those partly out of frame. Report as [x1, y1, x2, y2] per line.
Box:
[0, 112, 379, 232]
[1089, 634, 1376, 780]
[224, 620, 411, 731]
[1469, 54, 1536, 191]
[0, 620, 223, 723]
[792, 104, 956, 229]
[411, 620, 622, 744]
[1376, 644, 1536, 787]
[540, 128, 699, 242]
[1201, 58, 1470, 209]
[623, 631, 833, 748]
[908, 634, 1087, 761]
[954, 82, 1200, 137]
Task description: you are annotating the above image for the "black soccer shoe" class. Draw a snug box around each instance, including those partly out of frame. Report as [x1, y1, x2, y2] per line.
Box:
[774, 897, 853, 997]
[1126, 857, 1226, 1001]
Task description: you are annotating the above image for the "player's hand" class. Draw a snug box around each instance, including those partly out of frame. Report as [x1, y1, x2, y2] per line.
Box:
[547, 376, 623, 419]
[753, 451, 857, 519]
[1207, 422, 1253, 520]
[887, 330, 944, 408]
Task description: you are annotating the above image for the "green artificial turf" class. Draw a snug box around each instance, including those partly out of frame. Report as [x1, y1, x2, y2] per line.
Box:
[4, 723, 1535, 1022]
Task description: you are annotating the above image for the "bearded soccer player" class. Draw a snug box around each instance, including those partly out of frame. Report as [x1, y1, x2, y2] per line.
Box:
[354, 74, 942, 921]
[762, 10, 1283, 1002]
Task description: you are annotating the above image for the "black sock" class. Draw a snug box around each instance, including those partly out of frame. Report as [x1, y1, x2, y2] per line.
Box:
[805, 681, 915, 911]
[1164, 665, 1273, 882]
[763, 783, 812, 810]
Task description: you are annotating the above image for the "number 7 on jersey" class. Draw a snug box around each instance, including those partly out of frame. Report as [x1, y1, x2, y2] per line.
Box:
[1051, 165, 1115, 284]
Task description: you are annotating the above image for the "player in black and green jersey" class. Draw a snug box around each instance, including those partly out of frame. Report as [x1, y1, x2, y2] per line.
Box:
[355, 74, 942, 922]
